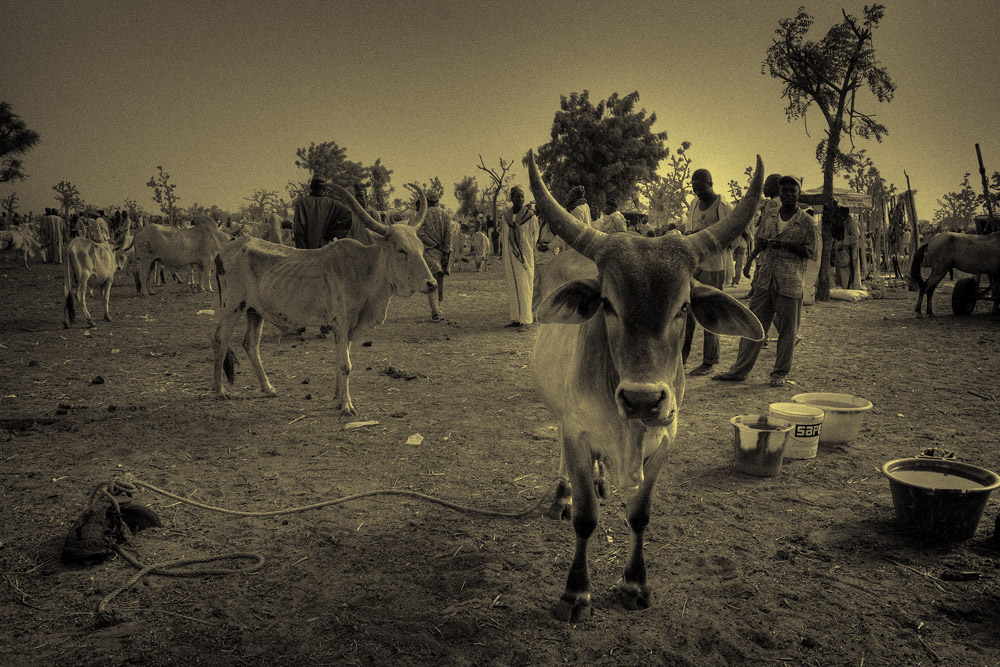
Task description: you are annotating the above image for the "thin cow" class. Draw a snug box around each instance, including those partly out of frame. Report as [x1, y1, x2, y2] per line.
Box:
[528, 151, 764, 621]
[212, 184, 437, 415]
[132, 216, 233, 295]
[63, 236, 127, 328]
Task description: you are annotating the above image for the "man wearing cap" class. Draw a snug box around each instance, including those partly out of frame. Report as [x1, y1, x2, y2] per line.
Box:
[293, 175, 357, 249]
[415, 190, 452, 320]
[501, 186, 539, 328]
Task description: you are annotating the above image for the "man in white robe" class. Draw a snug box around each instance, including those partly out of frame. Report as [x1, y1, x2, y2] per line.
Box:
[500, 186, 538, 327]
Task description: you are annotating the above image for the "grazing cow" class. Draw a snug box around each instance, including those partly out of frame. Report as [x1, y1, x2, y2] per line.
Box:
[462, 230, 492, 272]
[527, 151, 764, 621]
[910, 231, 1000, 316]
[0, 229, 43, 268]
[212, 184, 437, 415]
[132, 216, 232, 295]
[63, 237, 127, 328]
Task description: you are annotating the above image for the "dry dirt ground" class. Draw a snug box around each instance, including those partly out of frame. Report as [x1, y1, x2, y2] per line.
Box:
[1, 251, 999, 667]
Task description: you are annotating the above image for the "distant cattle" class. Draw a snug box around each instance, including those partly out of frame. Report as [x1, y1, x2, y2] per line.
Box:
[212, 184, 437, 415]
[132, 216, 233, 295]
[63, 237, 127, 328]
[528, 151, 764, 621]
[0, 229, 43, 268]
[461, 231, 492, 272]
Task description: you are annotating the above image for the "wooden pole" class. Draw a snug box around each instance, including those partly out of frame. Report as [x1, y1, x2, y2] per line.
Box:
[976, 143, 996, 223]
[904, 171, 920, 254]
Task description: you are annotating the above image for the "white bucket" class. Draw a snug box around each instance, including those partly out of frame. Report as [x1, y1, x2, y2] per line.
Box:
[730, 415, 793, 477]
[791, 393, 873, 444]
[769, 402, 825, 459]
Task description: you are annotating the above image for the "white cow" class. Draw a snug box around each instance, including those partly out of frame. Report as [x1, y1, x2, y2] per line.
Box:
[212, 184, 437, 415]
[63, 237, 128, 328]
[132, 216, 232, 295]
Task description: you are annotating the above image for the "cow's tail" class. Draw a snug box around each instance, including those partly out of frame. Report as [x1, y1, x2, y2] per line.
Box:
[909, 243, 929, 290]
[214, 255, 225, 306]
[223, 347, 238, 385]
[63, 256, 76, 324]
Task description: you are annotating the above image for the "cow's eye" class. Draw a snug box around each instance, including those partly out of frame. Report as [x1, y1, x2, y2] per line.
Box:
[676, 303, 689, 318]
[601, 297, 616, 315]
[398, 249, 407, 256]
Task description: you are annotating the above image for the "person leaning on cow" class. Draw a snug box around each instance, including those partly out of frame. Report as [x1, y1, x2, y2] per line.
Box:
[682, 168, 734, 376]
[415, 190, 452, 320]
[714, 175, 817, 387]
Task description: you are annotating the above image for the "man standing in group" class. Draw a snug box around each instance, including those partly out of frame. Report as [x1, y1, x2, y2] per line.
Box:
[89, 211, 111, 244]
[39, 208, 65, 263]
[416, 190, 452, 320]
[501, 186, 538, 328]
[682, 168, 733, 376]
[596, 198, 627, 233]
[293, 175, 357, 249]
[713, 175, 817, 387]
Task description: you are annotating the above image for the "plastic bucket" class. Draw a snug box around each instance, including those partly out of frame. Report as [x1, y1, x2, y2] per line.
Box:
[730, 415, 793, 477]
[881, 457, 1000, 540]
[791, 393, 872, 444]
[769, 402, 825, 459]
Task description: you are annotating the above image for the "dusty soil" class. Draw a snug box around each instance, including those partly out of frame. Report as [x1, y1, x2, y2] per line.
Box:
[1, 253, 999, 667]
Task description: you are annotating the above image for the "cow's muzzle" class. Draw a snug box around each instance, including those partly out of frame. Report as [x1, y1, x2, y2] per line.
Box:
[617, 385, 668, 421]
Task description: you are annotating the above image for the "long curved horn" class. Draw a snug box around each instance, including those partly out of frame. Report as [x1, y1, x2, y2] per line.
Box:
[526, 150, 606, 260]
[403, 183, 428, 229]
[329, 184, 389, 236]
[685, 155, 764, 262]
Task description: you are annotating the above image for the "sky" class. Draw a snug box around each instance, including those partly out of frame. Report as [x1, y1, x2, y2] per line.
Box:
[3, 0, 999, 220]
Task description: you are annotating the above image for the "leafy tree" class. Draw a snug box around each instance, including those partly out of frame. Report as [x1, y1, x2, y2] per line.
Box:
[453, 176, 480, 220]
[368, 158, 394, 211]
[635, 141, 692, 227]
[293, 141, 366, 195]
[53, 180, 83, 221]
[763, 4, 895, 300]
[1, 191, 18, 217]
[476, 155, 516, 227]
[0, 101, 41, 184]
[842, 149, 895, 198]
[933, 174, 980, 232]
[244, 188, 278, 220]
[533, 90, 668, 213]
[146, 165, 180, 225]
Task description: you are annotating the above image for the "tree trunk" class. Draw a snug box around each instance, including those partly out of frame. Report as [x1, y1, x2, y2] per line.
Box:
[815, 129, 843, 302]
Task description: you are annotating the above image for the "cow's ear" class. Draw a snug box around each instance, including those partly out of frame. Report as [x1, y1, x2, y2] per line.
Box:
[689, 282, 765, 341]
[535, 279, 602, 324]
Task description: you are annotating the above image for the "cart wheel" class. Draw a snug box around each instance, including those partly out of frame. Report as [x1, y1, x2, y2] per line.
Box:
[951, 277, 979, 316]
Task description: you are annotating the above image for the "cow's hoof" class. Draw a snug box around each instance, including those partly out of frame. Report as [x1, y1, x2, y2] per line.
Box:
[87, 321, 97, 328]
[104, 316, 112, 322]
[546, 500, 571, 521]
[618, 583, 652, 611]
[63, 323, 69, 330]
[263, 388, 278, 398]
[339, 405, 358, 417]
[554, 593, 592, 622]
[215, 391, 232, 401]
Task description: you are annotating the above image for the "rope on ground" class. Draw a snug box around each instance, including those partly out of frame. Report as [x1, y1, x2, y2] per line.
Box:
[92, 474, 547, 627]
[122, 473, 548, 519]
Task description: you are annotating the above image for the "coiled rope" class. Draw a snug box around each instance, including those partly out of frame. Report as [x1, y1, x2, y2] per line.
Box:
[94, 474, 547, 626]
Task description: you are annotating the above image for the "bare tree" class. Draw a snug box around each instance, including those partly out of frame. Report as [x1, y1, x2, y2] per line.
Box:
[476, 155, 515, 229]
[244, 188, 278, 220]
[146, 165, 180, 225]
[53, 180, 83, 221]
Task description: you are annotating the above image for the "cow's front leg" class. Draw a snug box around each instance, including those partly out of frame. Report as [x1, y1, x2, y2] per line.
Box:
[555, 438, 597, 622]
[331, 330, 357, 415]
[619, 433, 670, 611]
[243, 308, 277, 397]
[213, 309, 242, 398]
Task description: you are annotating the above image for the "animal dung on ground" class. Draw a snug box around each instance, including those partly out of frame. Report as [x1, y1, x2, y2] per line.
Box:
[91, 376, 105, 385]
